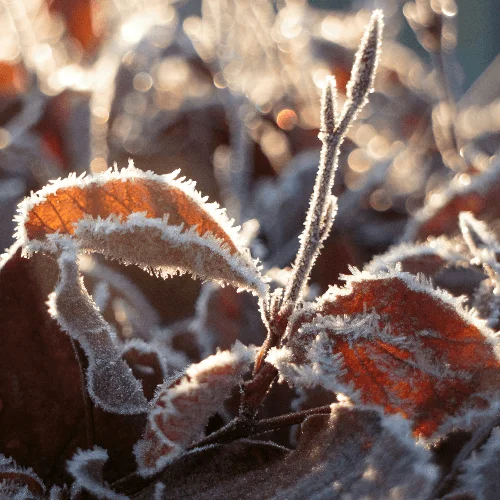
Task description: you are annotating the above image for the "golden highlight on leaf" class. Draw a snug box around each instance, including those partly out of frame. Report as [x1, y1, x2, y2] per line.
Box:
[16, 162, 267, 295]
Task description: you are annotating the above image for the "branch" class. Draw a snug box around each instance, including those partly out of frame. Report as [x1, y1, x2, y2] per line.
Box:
[112, 405, 333, 496]
[280, 10, 383, 314]
[250, 11, 384, 397]
[188, 404, 333, 450]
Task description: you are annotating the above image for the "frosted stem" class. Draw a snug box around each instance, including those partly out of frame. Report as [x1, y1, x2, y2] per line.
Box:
[281, 10, 383, 313]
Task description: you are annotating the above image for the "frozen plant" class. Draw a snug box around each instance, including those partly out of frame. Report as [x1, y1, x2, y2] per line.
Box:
[3, 4, 500, 500]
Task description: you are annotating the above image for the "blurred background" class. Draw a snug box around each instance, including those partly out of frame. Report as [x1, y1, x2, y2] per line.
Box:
[318, 0, 500, 90]
[2, 0, 500, 323]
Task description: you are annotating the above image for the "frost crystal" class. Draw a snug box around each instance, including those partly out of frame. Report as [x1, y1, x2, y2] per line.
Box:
[0, 454, 45, 499]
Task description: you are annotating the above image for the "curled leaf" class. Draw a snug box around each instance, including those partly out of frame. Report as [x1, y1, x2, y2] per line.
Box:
[134, 342, 255, 476]
[16, 162, 267, 296]
[67, 447, 127, 500]
[48, 247, 148, 414]
[268, 269, 500, 438]
[0, 454, 45, 499]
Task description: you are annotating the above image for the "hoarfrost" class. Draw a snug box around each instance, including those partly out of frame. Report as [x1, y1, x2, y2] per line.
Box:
[48, 247, 148, 414]
[67, 447, 128, 500]
[134, 342, 255, 476]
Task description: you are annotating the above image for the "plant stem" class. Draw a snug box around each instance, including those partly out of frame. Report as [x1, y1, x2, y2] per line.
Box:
[188, 404, 332, 450]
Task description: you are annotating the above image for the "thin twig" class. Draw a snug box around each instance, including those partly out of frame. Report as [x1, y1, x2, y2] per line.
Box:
[112, 405, 332, 496]
[188, 404, 333, 450]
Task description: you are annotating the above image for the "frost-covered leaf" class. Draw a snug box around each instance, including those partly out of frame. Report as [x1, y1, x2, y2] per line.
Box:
[405, 160, 500, 241]
[268, 269, 500, 438]
[16, 162, 267, 296]
[0, 454, 45, 499]
[134, 439, 289, 500]
[448, 428, 500, 500]
[365, 237, 465, 277]
[271, 406, 438, 500]
[365, 237, 486, 298]
[67, 447, 127, 500]
[48, 247, 148, 414]
[136, 405, 437, 500]
[134, 342, 255, 476]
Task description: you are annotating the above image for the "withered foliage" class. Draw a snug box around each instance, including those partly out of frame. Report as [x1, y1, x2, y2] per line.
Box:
[2, 0, 500, 499]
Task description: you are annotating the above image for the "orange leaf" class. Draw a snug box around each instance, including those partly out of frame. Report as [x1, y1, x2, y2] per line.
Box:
[16, 162, 266, 295]
[268, 270, 500, 438]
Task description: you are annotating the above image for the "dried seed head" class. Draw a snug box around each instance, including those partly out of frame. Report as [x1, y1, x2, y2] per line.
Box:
[345, 10, 383, 109]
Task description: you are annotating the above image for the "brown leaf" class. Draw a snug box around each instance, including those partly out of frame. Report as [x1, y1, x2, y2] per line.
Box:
[365, 238, 465, 277]
[0, 245, 148, 485]
[134, 343, 255, 476]
[268, 269, 500, 438]
[0, 245, 87, 483]
[133, 405, 437, 500]
[16, 163, 266, 295]
[405, 162, 500, 241]
[66, 447, 127, 500]
[133, 439, 289, 499]
[0, 454, 45, 497]
[365, 238, 487, 298]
